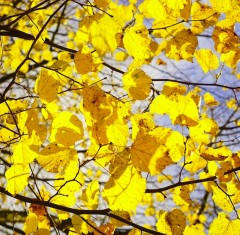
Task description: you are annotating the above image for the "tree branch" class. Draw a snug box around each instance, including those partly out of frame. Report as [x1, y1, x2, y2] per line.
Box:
[0, 186, 164, 235]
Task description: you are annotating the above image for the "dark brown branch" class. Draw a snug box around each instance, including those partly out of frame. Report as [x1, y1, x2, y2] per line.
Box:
[146, 165, 240, 193]
[152, 78, 240, 91]
[0, 186, 164, 235]
[44, 38, 126, 74]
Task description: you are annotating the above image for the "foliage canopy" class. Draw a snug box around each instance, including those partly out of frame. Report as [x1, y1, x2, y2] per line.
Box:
[0, 0, 240, 234]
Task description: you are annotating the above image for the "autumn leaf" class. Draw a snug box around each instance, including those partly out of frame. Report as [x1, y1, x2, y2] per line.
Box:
[34, 69, 60, 103]
[195, 49, 219, 73]
[150, 83, 199, 127]
[6, 164, 30, 195]
[209, 212, 240, 235]
[211, 184, 233, 212]
[122, 69, 152, 100]
[50, 111, 84, 146]
[11, 139, 38, 164]
[102, 163, 146, 212]
[24, 212, 38, 235]
[37, 143, 78, 173]
[204, 92, 219, 106]
[131, 127, 173, 174]
[74, 46, 101, 74]
[156, 209, 186, 235]
[81, 180, 99, 210]
[123, 23, 152, 64]
[165, 28, 198, 61]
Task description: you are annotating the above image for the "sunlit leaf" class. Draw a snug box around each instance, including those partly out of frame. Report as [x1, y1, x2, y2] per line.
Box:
[184, 224, 205, 235]
[34, 69, 60, 103]
[156, 209, 186, 235]
[131, 127, 173, 174]
[103, 163, 146, 212]
[24, 212, 38, 235]
[165, 28, 198, 61]
[81, 180, 99, 210]
[37, 143, 78, 173]
[150, 88, 199, 127]
[195, 49, 219, 73]
[74, 46, 101, 74]
[50, 111, 83, 146]
[211, 184, 233, 212]
[122, 69, 152, 100]
[11, 139, 38, 164]
[191, 2, 219, 34]
[209, 212, 240, 235]
[200, 146, 232, 161]
[6, 164, 30, 195]
[131, 112, 155, 141]
[123, 23, 152, 63]
[173, 185, 192, 212]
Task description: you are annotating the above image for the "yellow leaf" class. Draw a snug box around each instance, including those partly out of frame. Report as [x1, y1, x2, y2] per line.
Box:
[95, 223, 115, 235]
[227, 181, 240, 205]
[166, 131, 185, 162]
[0, 99, 28, 115]
[209, 212, 240, 235]
[34, 69, 60, 103]
[26, 99, 47, 144]
[183, 224, 205, 235]
[210, 0, 235, 12]
[0, 128, 15, 143]
[37, 143, 78, 173]
[211, 185, 233, 212]
[122, 69, 152, 100]
[94, 0, 110, 9]
[185, 151, 207, 173]
[79, 13, 120, 55]
[191, 2, 219, 34]
[220, 50, 240, 69]
[139, 0, 167, 22]
[81, 84, 130, 149]
[72, 215, 94, 235]
[49, 60, 69, 71]
[50, 111, 83, 146]
[189, 117, 219, 144]
[204, 92, 219, 106]
[54, 160, 84, 194]
[195, 49, 219, 73]
[131, 127, 173, 174]
[212, 22, 239, 55]
[114, 51, 128, 61]
[173, 185, 192, 212]
[162, 81, 187, 96]
[156, 209, 186, 235]
[81, 180, 99, 210]
[128, 228, 141, 235]
[123, 24, 152, 62]
[102, 163, 146, 212]
[6, 164, 30, 195]
[131, 112, 155, 141]
[74, 46, 100, 74]
[200, 146, 231, 161]
[150, 91, 199, 127]
[165, 28, 198, 61]
[11, 140, 38, 164]
[110, 211, 131, 227]
[24, 212, 38, 235]
[106, 122, 129, 147]
[162, 0, 187, 10]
